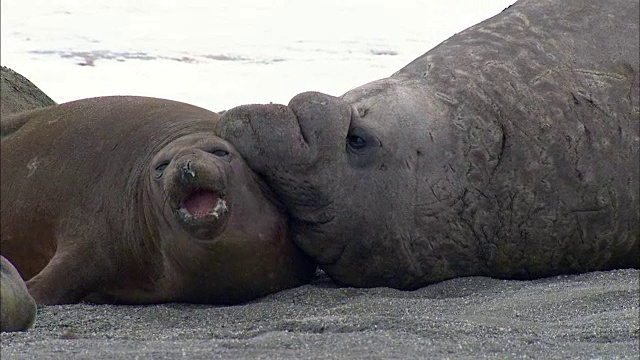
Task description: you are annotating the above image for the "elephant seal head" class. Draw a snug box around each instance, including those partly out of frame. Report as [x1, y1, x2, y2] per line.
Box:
[216, 78, 482, 288]
[216, 0, 640, 289]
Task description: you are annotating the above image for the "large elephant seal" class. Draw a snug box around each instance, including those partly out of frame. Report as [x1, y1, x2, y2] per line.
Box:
[216, 0, 640, 289]
[1, 255, 37, 332]
[1, 96, 315, 304]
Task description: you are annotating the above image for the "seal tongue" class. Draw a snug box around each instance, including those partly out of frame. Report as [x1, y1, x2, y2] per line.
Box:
[183, 191, 219, 218]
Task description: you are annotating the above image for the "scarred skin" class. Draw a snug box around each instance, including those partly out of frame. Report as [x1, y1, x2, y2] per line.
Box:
[216, 0, 639, 289]
[0, 96, 315, 304]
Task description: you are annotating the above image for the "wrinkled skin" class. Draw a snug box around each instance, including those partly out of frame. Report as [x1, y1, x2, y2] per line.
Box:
[1, 256, 36, 332]
[1, 96, 315, 304]
[216, 0, 640, 289]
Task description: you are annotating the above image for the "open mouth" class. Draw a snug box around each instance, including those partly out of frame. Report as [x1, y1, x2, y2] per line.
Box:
[178, 189, 228, 221]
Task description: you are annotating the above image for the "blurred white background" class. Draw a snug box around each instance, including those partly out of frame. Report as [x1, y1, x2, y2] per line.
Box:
[1, 0, 514, 111]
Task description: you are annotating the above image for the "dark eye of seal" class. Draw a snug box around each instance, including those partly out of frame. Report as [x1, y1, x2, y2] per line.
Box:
[154, 161, 170, 178]
[207, 149, 231, 162]
[346, 126, 381, 168]
[348, 134, 367, 150]
[210, 149, 229, 157]
[347, 127, 374, 154]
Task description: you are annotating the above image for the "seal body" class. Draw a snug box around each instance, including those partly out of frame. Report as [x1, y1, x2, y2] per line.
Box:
[216, 0, 639, 288]
[1, 96, 315, 304]
[1, 255, 36, 332]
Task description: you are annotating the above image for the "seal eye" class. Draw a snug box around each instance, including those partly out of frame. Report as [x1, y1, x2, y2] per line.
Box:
[154, 161, 170, 178]
[210, 149, 229, 158]
[346, 126, 381, 168]
[347, 127, 371, 153]
[207, 149, 231, 162]
[348, 134, 367, 150]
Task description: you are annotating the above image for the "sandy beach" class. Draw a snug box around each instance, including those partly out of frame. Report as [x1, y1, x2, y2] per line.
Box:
[2, 269, 638, 359]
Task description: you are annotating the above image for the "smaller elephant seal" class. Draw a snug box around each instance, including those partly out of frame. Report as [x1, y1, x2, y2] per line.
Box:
[1, 256, 37, 332]
[0, 96, 315, 305]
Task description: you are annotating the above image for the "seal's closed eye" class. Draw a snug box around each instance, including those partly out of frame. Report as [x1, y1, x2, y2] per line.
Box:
[207, 149, 231, 162]
[154, 161, 170, 178]
[210, 149, 229, 157]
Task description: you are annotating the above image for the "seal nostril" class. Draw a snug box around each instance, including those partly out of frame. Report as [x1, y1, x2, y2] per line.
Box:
[182, 160, 196, 178]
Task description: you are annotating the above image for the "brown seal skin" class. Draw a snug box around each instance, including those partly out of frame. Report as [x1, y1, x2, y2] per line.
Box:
[216, 0, 639, 289]
[1, 255, 37, 332]
[0, 96, 315, 305]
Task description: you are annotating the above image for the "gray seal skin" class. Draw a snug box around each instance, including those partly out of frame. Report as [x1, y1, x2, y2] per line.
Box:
[216, 0, 640, 289]
[1, 96, 315, 304]
[1, 255, 37, 332]
[0, 66, 55, 118]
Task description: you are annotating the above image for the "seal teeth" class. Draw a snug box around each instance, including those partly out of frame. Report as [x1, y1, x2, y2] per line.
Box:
[179, 208, 193, 220]
[180, 196, 227, 221]
[209, 198, 228, 218]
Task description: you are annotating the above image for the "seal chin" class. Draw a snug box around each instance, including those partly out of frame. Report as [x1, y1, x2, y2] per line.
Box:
[176, 189, 230, 239]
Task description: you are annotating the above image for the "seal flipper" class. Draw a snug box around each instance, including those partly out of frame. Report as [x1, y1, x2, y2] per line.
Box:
[26, 247, 103, 305]
[1, 256, 37, 332]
